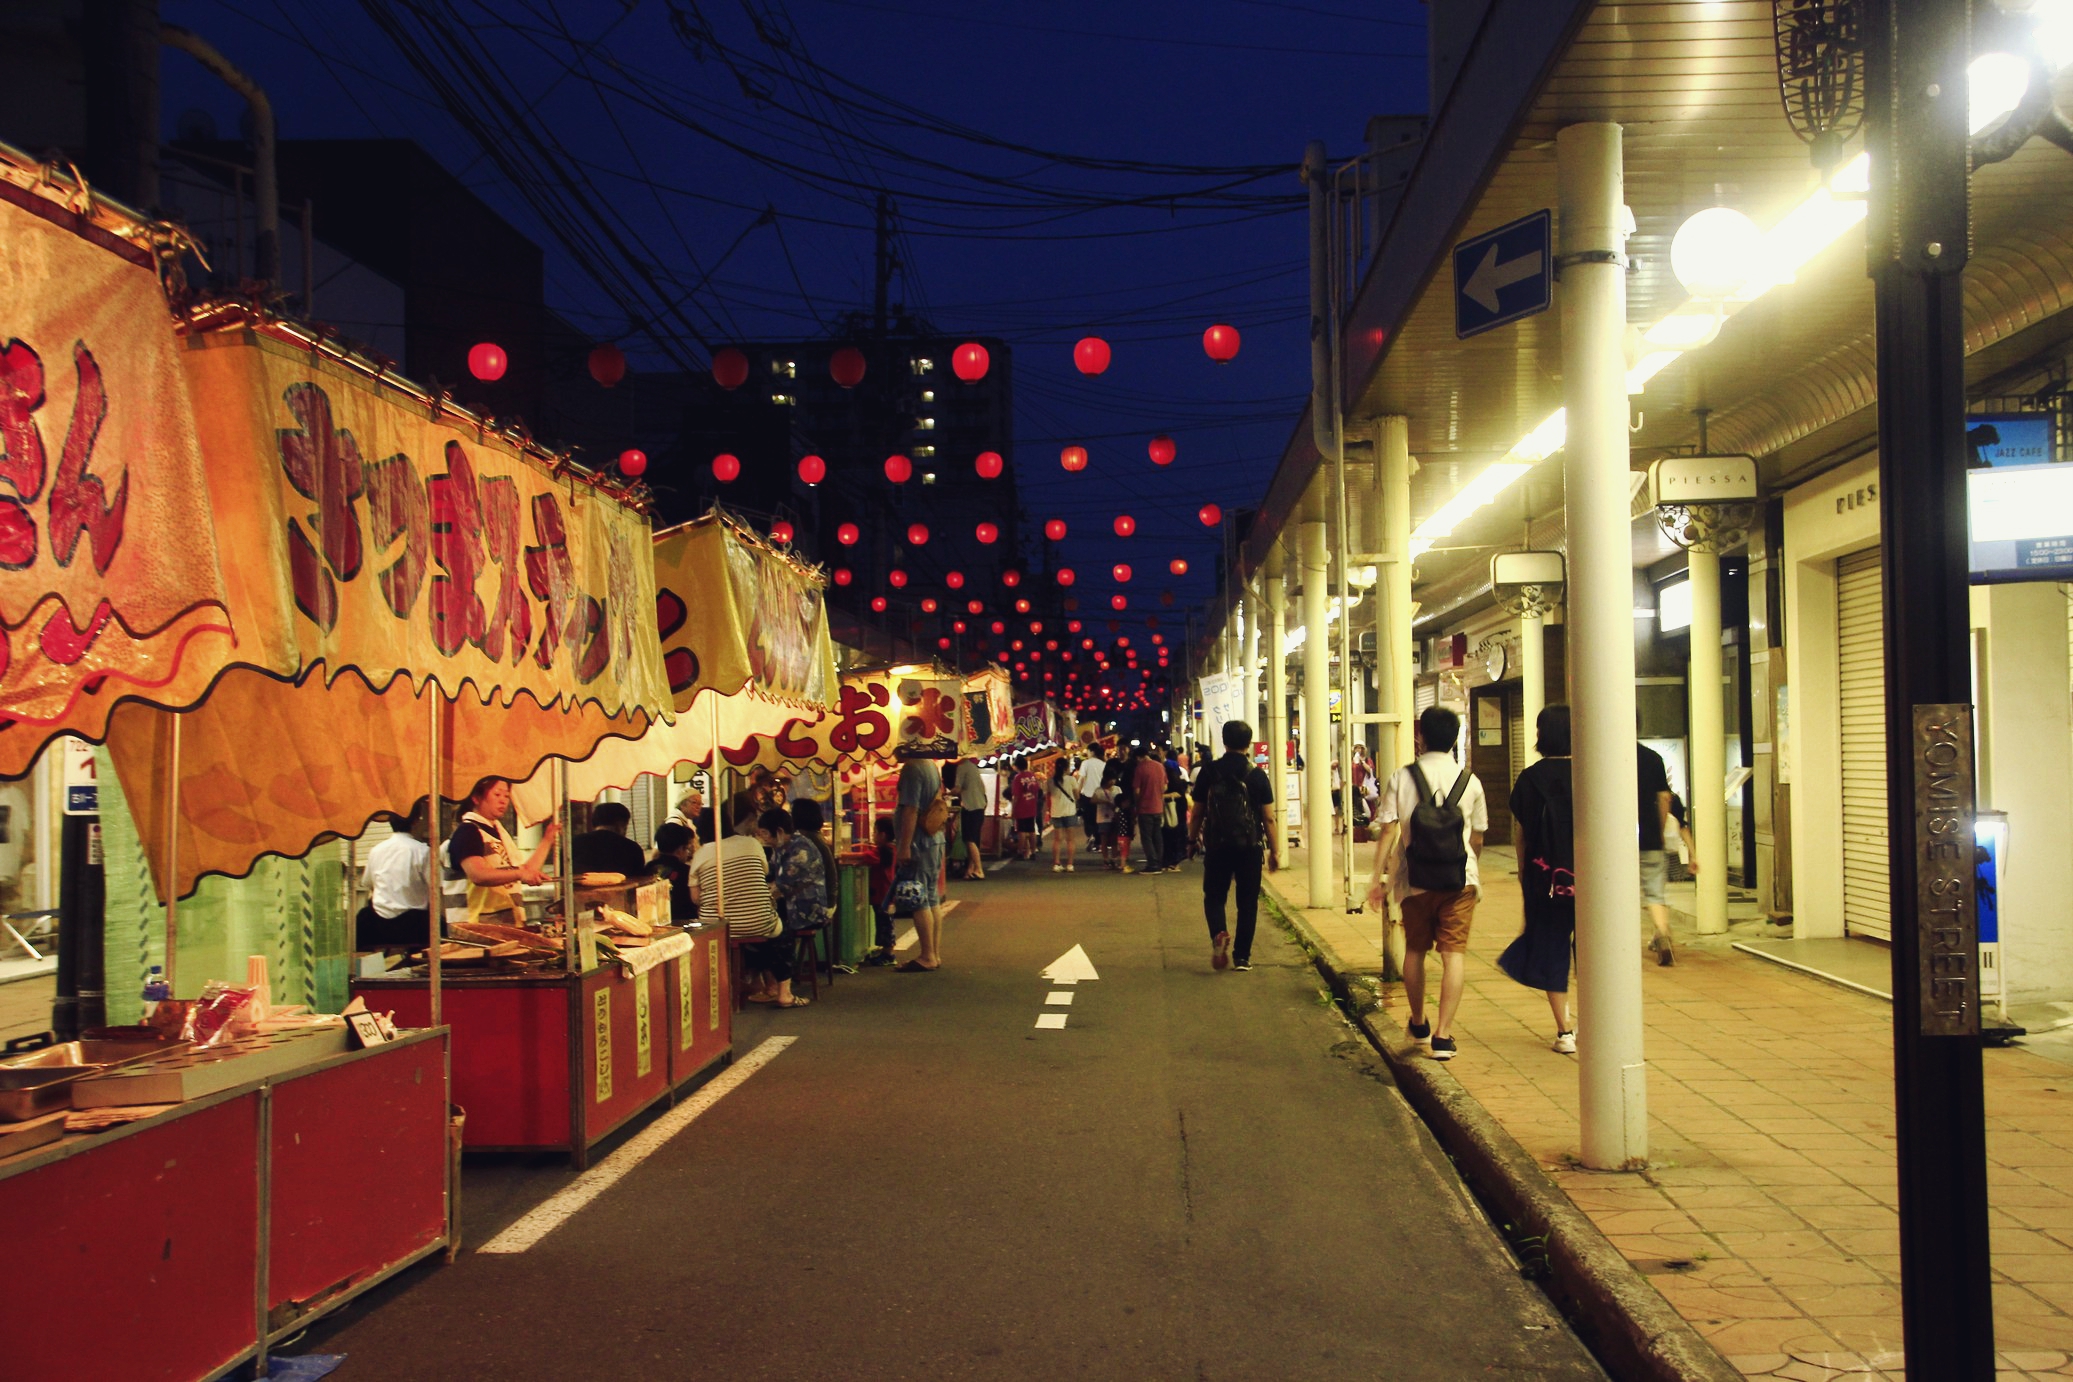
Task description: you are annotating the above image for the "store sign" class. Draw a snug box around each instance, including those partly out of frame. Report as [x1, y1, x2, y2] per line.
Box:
[708, 937, 721, 1030]
[1913, 705, 1978, 1037]
[634, 969, 653, 1078]
[60, 737, 97, 815]
[677, 952, 696, 1051]
[593, 988, 614, 1102]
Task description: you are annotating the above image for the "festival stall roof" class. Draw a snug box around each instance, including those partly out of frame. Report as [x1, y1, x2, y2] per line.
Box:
[0, 149, 240, 775]
[106, 315, 672, 900]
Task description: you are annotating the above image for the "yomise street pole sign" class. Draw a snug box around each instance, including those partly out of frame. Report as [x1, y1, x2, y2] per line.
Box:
[1865, 0, 1994, 1375]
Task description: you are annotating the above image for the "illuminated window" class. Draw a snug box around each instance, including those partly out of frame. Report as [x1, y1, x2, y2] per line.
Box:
[771, 392, 795, 407]
[911, 357, 935, 375]
[770, 359, 796, 378]
[914, 445, 935, 458]
[921, 390, 935, 403]
[922, 472, 938, 485]
[917, 417, 936, 430]
[1657, 577, 1692, 633]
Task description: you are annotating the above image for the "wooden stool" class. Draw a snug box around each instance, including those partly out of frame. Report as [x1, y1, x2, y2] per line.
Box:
[790, 923, 830, 1001]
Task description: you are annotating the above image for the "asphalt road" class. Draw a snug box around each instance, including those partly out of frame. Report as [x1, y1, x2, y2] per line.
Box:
[304, 856, 1604, 1380]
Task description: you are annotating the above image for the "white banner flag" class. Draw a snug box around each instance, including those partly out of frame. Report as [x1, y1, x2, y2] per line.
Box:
[1198, 671, 1247, 746]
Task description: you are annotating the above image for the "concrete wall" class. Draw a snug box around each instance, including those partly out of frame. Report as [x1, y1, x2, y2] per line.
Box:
[1782, 451, 1881, 940]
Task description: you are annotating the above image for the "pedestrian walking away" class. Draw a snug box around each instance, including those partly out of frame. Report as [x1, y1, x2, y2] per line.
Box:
[1190, 718, 1279, 971]
[1130, 743, 1169, 874]
[1637, 738, 1676, 965]
[951, 753, 989, 880]
[1497, 706, 1578, 1053]
[1367, 706, 1487, 1061]
[1075, 747, 1107, 855]
[1046, 757, 1082, 871]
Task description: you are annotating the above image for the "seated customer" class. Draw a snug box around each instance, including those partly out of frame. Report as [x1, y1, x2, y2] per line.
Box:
[757, 807, 829, 937]
[692, 793, 804, 1008]
[789, 797, 839, 910]
[571, 801, 649, 879]
[649, 822, 695, 923]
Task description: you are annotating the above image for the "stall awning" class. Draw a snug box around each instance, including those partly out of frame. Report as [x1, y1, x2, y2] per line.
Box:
[0, 178, 236, 774]
[656, 514, 838, 711]
[107, 326, 670, 897]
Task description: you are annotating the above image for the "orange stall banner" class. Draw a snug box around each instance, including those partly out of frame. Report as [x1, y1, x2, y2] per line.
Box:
[0, 183, 235, 773]
[655, 515, 837, 712]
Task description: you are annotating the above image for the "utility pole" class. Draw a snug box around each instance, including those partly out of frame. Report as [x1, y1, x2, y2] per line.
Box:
[1864, 0, 1994, 1374]
[82, 0, 161, 209]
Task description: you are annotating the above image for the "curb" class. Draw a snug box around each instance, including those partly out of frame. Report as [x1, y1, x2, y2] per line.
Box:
[1263, 891, 1744, 1382]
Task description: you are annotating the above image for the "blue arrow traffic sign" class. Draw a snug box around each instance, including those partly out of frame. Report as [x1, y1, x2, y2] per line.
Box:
[1453, 210, 1552, 339]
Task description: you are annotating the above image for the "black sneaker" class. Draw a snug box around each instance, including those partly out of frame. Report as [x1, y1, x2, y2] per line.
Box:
[1430, 1035, 1458, 1061]
[862, 948, 896, 967]
[1233, 959, 1252, 971]
[1407, 1019, 1431, 1045]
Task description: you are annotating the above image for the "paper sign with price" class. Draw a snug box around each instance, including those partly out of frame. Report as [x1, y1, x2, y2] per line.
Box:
[61, 738, 97, 816]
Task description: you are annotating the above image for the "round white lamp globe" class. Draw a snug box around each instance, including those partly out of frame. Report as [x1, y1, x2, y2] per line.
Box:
[1670, 206, 1762, 300]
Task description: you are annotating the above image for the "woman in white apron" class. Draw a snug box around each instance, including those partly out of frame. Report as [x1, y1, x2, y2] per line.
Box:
[447, 777, 561, 926]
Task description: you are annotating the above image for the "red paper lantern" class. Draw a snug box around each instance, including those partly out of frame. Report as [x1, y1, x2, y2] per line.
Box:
[1045, 639, 1058, 650]
[1060, 445, 1089, 473]
[991, 621, 1007, 635]
[953, 620, 968, 634]
[1202, 324, 1241, 363]
[946, 570, 966, 589]
[830, 346, 867, 389]
[1068, 620, 1083, 633]
[711, 347, 750, 390]
[952, 341, 990, 382]
[938, 636, 952, 650]
[1057, 568, 1076, 586]
[588, 342, 627, 388]
[468, 342, 508, 381]
[907, 523, 930, 546]
[1148, 435, 1177, 466]
[1198, 503, 1223, 527]
[1160, 590, 1176, 606]
[834, 567, 852, 586]
[837, 522, 860, 546]
[975, 450, 1004, 479]
[1044, 518, 1068, 542]
[884, 454, 913, 484]
[797, 454, 826, 485]
[1169, 557, 1189, 576]
[1015, 598, 1031, 613]
[617, 448, 647, 478]
[1073, 336, 1112, 375]
[1002, 570, 1024, 589]
[1030, 621, 1045, 634]
[1012, 640, 1024, 652]
[998, 651, 1010, 663]
[1113, 514, 1136, 537]
[712, 453, 741, 483]
[1111, 595, 1128, 610]
[1118, 636, 1131, 648]
[976, 522, 999, 545]
[770, 521, 794, 544]
[871, 596, 889, 612]
[967, 600, 984, 614]
[921, 597, 939, 613]
[889, 569, 908, 588]
[1112, 563, 1132, 583]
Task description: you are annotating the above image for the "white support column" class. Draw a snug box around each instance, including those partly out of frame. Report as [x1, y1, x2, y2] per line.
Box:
[1380, 417, 1415, 775]
[1559, 121, 1647, 1171]
[1520, 611, 1546, 766]
[1688, 548, 1729, 935]
[1242, 579, 1262, 747]
[1266, 562, 1290, 859]
[1301, 520, 1333, 908]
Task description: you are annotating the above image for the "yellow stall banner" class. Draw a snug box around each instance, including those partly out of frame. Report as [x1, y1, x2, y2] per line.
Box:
[654, 515, 836, 711]
[0, 184, 236, 774]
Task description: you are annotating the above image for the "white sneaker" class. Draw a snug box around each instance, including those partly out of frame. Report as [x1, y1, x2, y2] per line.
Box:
[1053, 864, 1064, 872]
[1552, 1030, 1577, 1055]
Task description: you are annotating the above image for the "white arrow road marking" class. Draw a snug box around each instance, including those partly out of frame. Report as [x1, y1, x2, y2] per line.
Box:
[1041, 944, 1100, 984]
[1463, 243, 1544, 313]
[477, 1036, 796, 1254]
[1035, 1013, 1068, 1029]
[1045, 991, 1075, 1006]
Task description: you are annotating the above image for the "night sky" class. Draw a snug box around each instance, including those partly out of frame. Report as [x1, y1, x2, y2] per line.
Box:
[162, 0, 1429, 718]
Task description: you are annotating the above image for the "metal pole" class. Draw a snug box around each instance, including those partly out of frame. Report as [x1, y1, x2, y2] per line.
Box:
[163, 715, 181, 995]
[1688, 548, 1728, 935]
[1300, 521, 1332, 908]
[427, 685, 442, 1027]
[1380, 417, 1415, 775]
[1865, 0, 1993, 1371]
[1309, 139, 1357, 912]
[1557, 121, 1647, 1170]
[160, 24, 278, 288]
[1266, 560, 1290, 860]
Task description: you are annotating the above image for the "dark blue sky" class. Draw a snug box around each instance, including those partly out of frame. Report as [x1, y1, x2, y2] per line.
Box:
[162, 0, 1427, 699]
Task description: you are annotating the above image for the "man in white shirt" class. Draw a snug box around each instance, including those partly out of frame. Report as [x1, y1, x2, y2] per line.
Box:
[1365, 706, 1487, 1061]
[1074, 749, 1108, 854]
[357, 800, 433, 951]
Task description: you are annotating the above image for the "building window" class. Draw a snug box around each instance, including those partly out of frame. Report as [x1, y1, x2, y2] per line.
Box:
[770, 359, 796, 378]
[922, 471, 938, 484]
[771, 392, 796, 407]
[916, 417, 936, 431]
[910, 357, 934, 375]
[921, 389, 935, 404]
[914, 445, 935, 458]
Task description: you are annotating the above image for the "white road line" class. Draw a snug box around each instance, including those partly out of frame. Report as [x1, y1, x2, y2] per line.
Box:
[477, 1036, 797, 1255]
[1035, 1013, 1068, 1029]
[1045, 991, 1075, 1006]
[893, 900, 958, 952]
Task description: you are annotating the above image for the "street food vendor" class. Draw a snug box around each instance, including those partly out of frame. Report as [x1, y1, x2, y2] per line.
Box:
[449, 776, 561, 925]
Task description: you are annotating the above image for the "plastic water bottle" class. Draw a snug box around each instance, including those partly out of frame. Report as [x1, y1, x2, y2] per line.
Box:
[141, 966, 169, 1020]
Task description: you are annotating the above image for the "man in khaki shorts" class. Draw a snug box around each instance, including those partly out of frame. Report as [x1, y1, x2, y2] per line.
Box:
[1367, 706, 1487, 1061]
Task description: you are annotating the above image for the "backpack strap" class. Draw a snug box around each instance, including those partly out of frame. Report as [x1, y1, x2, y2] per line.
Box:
[1443, 765, 1472, 809]
[1406, 761, 1432, 804]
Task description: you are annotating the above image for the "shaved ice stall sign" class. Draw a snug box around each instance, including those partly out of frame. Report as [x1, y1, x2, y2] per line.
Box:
[888, 674, 964, 759]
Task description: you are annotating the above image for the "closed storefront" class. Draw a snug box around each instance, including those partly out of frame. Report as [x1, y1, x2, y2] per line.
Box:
[1835, 548, 1889, 941]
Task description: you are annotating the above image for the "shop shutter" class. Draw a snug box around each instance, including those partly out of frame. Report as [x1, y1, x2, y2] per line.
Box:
[1509, 688, 1526, 785]
[1837, 547, 1890, 941]
[1414, 680, 1438, 716]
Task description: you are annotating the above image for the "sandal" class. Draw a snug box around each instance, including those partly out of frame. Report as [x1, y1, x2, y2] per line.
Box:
[775, 995, 811, 1008]
[746, 993, 780, 1004]
[896, 959, 940, 972]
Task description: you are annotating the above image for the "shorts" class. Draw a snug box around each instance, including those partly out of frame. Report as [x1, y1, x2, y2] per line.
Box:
[1639, 850, 1668, 907]
[1016, 816, 1039, 834]
[961, 808, 984, 844]
[1052, 814, 1080, 831]
[910, 833, 946, 909]
[1400, 888, 1476, 953]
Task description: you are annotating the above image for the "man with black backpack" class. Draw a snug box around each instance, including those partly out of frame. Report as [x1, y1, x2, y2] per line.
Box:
[1189, 718, 1280, 971]
[1367, 706, 1487, 1061]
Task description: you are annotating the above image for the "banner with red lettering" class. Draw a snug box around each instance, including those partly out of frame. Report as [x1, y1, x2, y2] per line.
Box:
[0, 182, 234, 774]
[654, 515, 837, 712]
